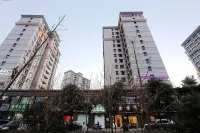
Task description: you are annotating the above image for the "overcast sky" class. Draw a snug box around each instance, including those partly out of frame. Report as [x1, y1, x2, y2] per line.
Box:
[0, 0, 200, 87]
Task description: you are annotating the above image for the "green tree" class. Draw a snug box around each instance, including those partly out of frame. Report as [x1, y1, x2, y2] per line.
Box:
[145, 78, 174, 121]
[181, 75, 198, 87]
[54, 84, 85, 121]
[175, 76, 200, 133]
[23, 102, 50, 133]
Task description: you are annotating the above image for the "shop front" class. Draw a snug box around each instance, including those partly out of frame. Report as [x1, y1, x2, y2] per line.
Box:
[113, 104, 142, 129]
[9, 103, 27, 120]
[91, 104, 105, 128]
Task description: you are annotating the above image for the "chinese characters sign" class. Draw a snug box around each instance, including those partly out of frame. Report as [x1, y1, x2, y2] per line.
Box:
[91, 104, 105, 113]
[118, 104, 142, 113]
[121, 14, 142, 17]
[9, 104, 27, 111]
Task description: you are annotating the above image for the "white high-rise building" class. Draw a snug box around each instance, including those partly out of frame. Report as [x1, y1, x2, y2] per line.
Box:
[181, 26, 200, 77]
[0, 15, 60, 90]
[103, 12, 170, 88]
[61, 70, 90, 90]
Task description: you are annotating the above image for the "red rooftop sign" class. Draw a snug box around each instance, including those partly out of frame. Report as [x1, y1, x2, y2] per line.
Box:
[121, 14, 142, 17]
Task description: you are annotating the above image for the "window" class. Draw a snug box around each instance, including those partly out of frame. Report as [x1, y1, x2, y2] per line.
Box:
[143, 52, 147, 56]
[134, 22, 137, 24]
[113, 40, 115, 43]
[119, 59, 123, 63]
[121, 71, 125, 75]
[150, 74, 154, 77]
[10, 97, 19, 104]
[118, 49, 122, 52]
[20, 97, 30, 104]
[112, 32, 114, 35]
[115, 65, 118, 69]
[5, 55, 10, 59]
[112, 36, 114, 38]
[122, 77, 126, 82]
[117, 44, 121, 47]
[116, 71, 119, 75]
[140, 40, 143, 44]
[30, 18, 33, 20]
[114, 49, 116, 52]
[120, 65, 124, 69]
[142, 46, 145, 50]
[119, 54, 122, 57]
[195, 37, 200, 42]
[1, 61, 6, 66]
[193, 34, 198, 39]
[115, 59, 117, 63]
[138, 35, 141, 38]
[28, 21, 31, 23]
[25, 25, 28, 28]
[113, 44, 115, 47]
[148, 66, 152, 71]
[13, 43, 17, 47]
[9, 49, 13, 52]
[116, 32, 119, 35]
[117, 40, 120, 43]
[146, 59, 150, 64]
[16, 38, 20, 41]
[114, 54, 117, 57]
[135, 26, 138, 28]
[22, 29, 26, 32]
[19, 33, 23, 36]
[116, 36, 119, 38]
[137, 30, 140, 33]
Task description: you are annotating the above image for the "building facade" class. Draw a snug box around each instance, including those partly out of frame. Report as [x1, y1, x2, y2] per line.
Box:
[0, 15, 60, 90]
[181, 26, 200, 77]
[61, 70, 90, 89]
[103, 12, 170, 87]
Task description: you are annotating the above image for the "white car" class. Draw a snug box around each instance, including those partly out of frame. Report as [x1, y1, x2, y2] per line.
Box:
[144, 119, 175, 129]
[73, 121, 87, 132]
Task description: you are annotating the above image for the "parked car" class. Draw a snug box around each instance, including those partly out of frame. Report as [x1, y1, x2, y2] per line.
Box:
[0, 120, 10, 126]
[73, 121, 87, 132]
[144, 119, 174, 130]
[0, 121, 21, 131]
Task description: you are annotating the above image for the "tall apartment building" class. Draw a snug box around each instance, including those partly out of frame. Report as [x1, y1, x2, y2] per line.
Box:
[103, 12, 170, 88]
[181, 26, 200, 77]
[61, 70, 90, 90]
[0, 15, 60, 90]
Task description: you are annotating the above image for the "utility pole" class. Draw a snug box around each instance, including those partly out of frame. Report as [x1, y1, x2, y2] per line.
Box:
[0, 15, 66, 98]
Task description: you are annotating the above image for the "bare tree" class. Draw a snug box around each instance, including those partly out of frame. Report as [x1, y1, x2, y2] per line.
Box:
[99, 81, 126, 133]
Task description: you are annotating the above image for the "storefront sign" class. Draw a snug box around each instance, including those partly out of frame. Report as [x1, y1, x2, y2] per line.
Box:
[118, 104, 142, 113]
[9, 104, 27, 111]
[91, 104, 105, 113]
[121, 13, 142, 17]
[0, 104, 10, 111]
